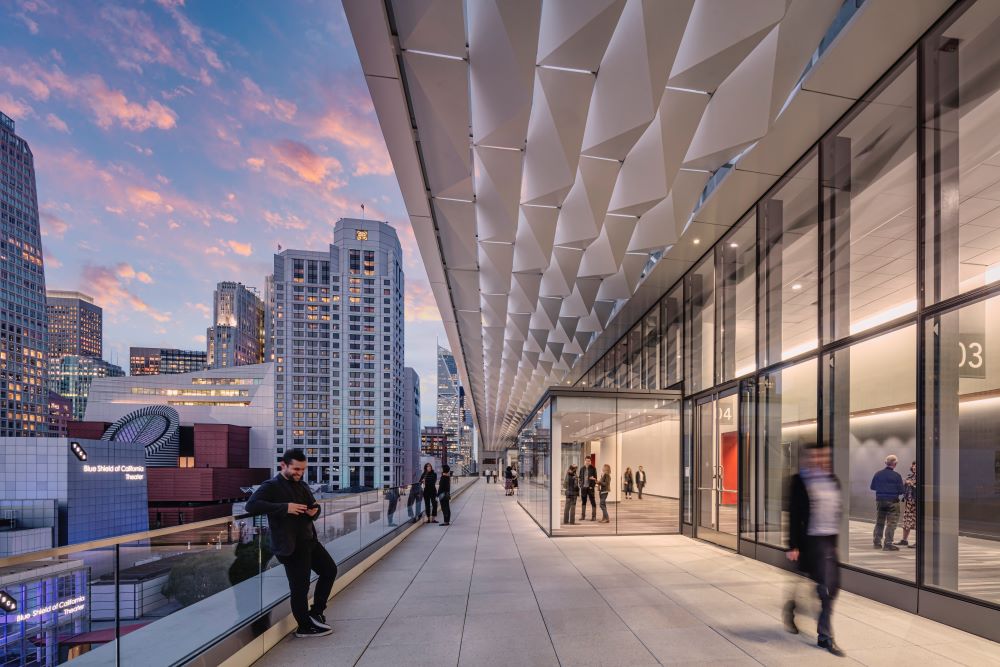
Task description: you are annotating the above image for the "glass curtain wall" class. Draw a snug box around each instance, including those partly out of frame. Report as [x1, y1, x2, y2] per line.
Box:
[516, 401, 551, 531]
[569, 0, 1000, 617]
[550, 394, 680, 536]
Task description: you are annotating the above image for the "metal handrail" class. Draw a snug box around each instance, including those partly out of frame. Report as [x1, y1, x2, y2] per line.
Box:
[0, 484, 415, 569]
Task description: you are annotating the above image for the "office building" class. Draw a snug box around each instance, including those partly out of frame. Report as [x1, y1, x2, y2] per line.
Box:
[45, 291, 102, 360]
[47, 355, 125, 420]
[271, 218, 404, 488]
[402, 366, 420, 483]
[84, 362, 275, 470]
[46, 391, 71, 437]
[348, 0, 1000, 641]
[0, 111, 49, 436]
[419, 425, 448, 468]
[206, 281, 265, 369]
[130, 347, 207, 376]
[435, 345, 460, 461]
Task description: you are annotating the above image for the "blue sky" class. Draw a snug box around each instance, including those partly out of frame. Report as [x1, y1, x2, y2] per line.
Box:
[2, 0, 448, 423]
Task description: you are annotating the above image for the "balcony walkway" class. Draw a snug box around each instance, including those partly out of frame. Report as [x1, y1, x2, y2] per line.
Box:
[255, 481, 1000, 666]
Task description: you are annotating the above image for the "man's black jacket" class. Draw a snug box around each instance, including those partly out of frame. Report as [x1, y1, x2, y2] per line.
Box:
[787, 472, 840, 575]
[245, 474, 322, 557]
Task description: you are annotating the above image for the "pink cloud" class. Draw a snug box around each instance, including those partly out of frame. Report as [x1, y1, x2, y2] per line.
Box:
[0, 62, 177, 131]
[308, 90, 393, 176]
[245, 157, 265, 171]
[45, 112, 68, 132]
[241, 77, 297, 122]
[44, 253, 62, 269]
[271, 139, 342, 185]
[263, 210, 309, 230]
[40, 209, 69, 238]
[82, 263, 170, 323]
[156, 0, 224, 72]
[226, 239, 252, 256]
[0, 92, 34, 121]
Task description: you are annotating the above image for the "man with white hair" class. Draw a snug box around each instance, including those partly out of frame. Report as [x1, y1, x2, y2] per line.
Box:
[870, 454, 905, 550]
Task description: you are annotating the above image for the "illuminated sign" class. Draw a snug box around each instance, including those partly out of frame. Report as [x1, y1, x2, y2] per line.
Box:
[355, 230, 368, 241]
[14, 596, 86, 622]
[82, 464, 146, 481]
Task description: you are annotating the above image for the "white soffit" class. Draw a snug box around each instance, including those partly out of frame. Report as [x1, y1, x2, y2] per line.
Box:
[343, 0, 939, 450]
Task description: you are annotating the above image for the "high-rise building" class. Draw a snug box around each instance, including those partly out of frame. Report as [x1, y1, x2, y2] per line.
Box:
[436, 345, 460, 461]
[264, 274, 276, 362]
[402, 366, 420, 484]
[46, 391, 71, 436]
[130, 347, 207, 376]
[271, 218, 404, 488]
[419, 425, 448, 467]
[206, 281, 265, 369]
[0, 111, 49, 436]
[48, 355, 125, 420]
[45, 291, 102, 360]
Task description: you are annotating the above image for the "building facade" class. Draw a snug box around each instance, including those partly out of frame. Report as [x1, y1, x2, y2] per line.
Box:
[402, 366, 420, 484]
[206, 281, 265, 369]
[419, 425, 448, 468]
[45, 291, 101, 360]
[47, 355, 125, 420]
[0, 111, 49, 436]
[435, 345, 460, 464]
[271, 219, 405, 488]
[129, 347, 207, 376]
[84, 362, 275, 470]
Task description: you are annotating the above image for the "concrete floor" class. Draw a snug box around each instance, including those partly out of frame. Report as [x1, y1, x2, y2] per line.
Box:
[254, 480, 1000, 666]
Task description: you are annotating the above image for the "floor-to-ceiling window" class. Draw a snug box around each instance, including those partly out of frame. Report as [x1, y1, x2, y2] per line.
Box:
[565, 0, 1000, 633]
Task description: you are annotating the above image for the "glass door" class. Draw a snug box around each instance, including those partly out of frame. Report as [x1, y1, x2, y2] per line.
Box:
[695, 389, 739, 549]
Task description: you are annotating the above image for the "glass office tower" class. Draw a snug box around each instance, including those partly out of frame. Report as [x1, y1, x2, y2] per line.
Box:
[0, 111, 49, 436]
[515, 0, 1000, 637]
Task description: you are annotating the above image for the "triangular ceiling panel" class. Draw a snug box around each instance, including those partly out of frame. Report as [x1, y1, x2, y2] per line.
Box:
[351, 0, 848, 448]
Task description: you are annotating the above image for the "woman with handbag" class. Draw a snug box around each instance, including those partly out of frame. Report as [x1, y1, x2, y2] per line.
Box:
[438, 464, 452, 525]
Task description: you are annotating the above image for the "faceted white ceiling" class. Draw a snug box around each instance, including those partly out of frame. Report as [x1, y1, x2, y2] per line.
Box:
[344, 0, 843, 450]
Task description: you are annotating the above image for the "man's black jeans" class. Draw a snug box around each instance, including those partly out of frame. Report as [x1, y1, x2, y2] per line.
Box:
[276, 540, 338, 630]
[580, 487, 596, 519]
[440, 494, 451, 523]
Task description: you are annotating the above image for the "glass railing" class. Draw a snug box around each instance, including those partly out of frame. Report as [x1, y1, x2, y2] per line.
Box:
[0, 478, 474, 667]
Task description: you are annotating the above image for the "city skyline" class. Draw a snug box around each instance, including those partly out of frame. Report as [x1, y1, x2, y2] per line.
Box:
[1, 0, 447, 423]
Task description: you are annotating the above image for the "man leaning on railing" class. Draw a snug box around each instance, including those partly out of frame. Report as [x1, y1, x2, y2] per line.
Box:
[246, 448, 337, 639]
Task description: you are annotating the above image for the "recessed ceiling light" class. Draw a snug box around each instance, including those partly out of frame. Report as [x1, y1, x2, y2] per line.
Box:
[693, 238, 701, 245]
[729, 242, 738, 248]
[792, 283, 802, 290]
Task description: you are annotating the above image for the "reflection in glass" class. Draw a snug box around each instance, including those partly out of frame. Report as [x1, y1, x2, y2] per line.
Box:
[662, 285, 683, 387]
[628, 325, 643, 389]
[824, 61, 917, 341]
[829, 326, 916, 582]
[517, 402, 551, 530]
[925, 2, 1000, 301]
[686, 256, 714, 393]
[762, 156, 819, 365]
[643, 308, 660, 390]
[719, 214, 757, 381]
[759, 359, 817, 547]
[925, 294, 1000, 605]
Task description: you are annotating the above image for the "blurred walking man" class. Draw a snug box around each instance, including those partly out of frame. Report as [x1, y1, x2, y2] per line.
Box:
[784, 445, 845, 657]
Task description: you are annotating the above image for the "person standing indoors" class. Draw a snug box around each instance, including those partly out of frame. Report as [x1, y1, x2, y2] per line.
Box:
[246, 449, 336, 638]
[897, 462, 917, 548]
[421, 463, 439, 523]
[784, 445, 845, 657]
[870, 454, 904, 550]
[580, 458, 597, 521]
[504, 465, 513, 496]
[598, 464, 612, 523]
[438, 464, 452, 526]
[623, 467, 634, 500]
[636, 466, 647, 500]
[564, 464, 579, 526]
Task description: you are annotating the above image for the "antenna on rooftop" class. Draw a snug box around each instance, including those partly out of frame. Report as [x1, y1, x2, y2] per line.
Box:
[361, 203, 366, 220]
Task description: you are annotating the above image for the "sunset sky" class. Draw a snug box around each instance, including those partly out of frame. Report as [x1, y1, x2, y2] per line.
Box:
[2, 0, 448, 423]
